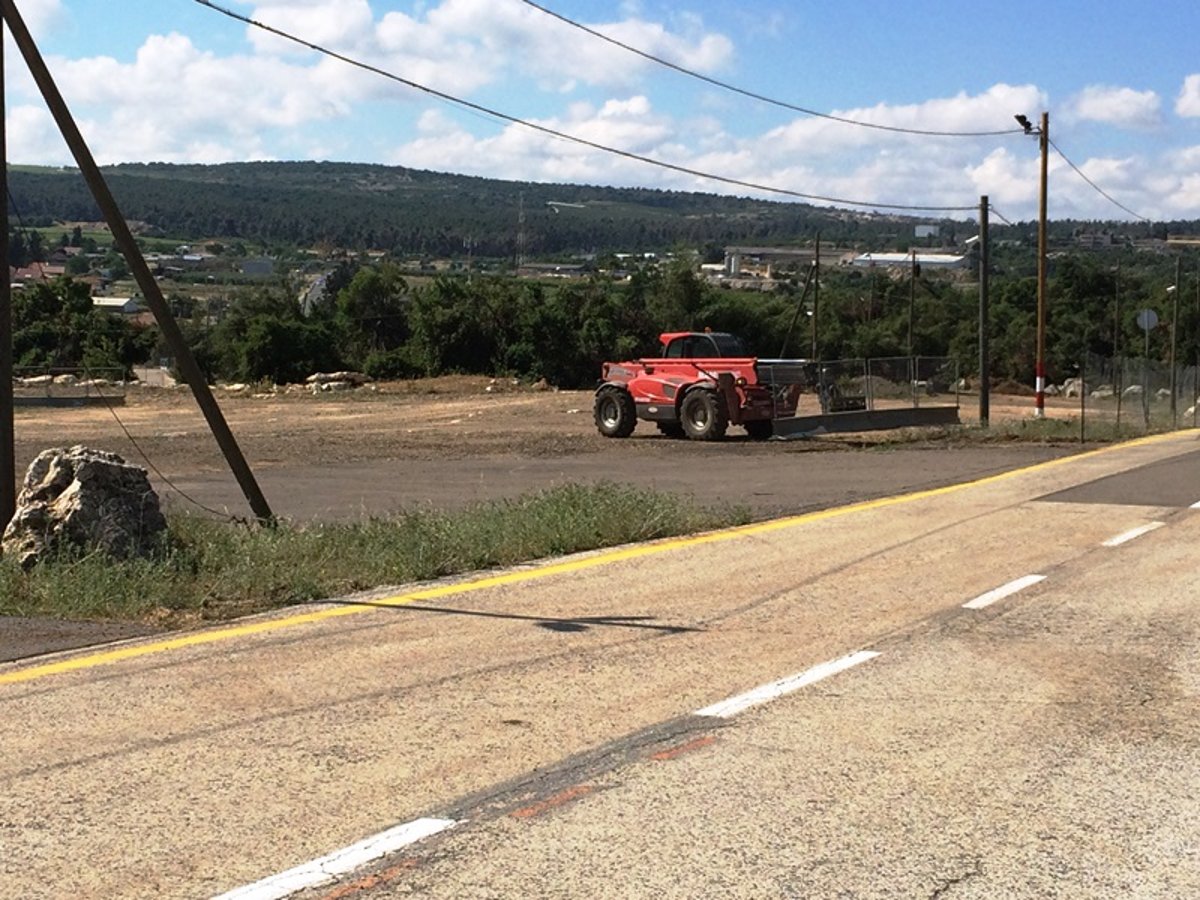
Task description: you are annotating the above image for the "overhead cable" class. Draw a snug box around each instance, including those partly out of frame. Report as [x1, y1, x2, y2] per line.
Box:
[191, 0, 979, 213]
[986, 203, 1015, 226]
[518, 0, 1025, 139]
[1048, 138, 1151, 223]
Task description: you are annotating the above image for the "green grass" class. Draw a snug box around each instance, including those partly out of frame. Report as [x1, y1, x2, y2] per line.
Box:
[0, 483, 750, 626]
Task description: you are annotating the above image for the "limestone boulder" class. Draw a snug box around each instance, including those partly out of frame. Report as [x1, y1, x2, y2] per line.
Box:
[1, 446, 167, 569]
[1061, 377, 1086, 398]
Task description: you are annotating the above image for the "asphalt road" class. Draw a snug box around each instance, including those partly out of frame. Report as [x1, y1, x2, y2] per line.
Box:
[1, 442, 1074, 663]
[1, 432, 1198, 898]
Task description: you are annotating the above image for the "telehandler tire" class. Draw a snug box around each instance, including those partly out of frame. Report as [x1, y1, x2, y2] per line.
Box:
[680, 388, 729, 441]
[594, 386, 637, 438]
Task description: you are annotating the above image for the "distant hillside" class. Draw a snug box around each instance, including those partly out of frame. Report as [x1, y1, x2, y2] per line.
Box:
[7, 161, 964, 258]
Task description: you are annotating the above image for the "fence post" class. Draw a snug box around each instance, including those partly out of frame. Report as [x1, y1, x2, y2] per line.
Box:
[1079, 352, 1086, 444]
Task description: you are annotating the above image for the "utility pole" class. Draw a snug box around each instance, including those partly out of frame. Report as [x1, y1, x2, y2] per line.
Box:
[978, 196, 990, 427]
[1114, 262, 1122, 430]
[0, 14, 13, 528]
[908, 247, 917, 358]
[1017, 112, 1049, 417]
[516, 193, 526, 271]
[2, 0, 274, 524]
[1035, 112, 1049, 418]
[811, 234, 821, 359]
[1169, 256, 1180, 425]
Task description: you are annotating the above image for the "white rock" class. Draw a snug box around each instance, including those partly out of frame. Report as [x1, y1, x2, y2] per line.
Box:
[307, 371, 370, 386]
[1, 446, 167, 569]
[1060, 377, 1086, 398]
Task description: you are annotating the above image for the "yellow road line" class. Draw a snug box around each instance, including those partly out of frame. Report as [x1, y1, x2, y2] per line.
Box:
[1, 429, 1192, 688]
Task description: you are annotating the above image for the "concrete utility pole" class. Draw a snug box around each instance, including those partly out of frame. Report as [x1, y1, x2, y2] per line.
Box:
[0, 15, 13, 528]
[978, 196, 990, 428]
[1, 0, 274, 524]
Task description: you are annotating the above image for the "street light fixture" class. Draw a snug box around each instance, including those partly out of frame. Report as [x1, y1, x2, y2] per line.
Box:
[1016, 112, 1050, 418]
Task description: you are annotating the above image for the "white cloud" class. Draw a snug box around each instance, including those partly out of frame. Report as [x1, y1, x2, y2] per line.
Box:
[394, 94, 679, 185]
[2, 1, 1190, 223]
[1066, 85, 1161, 129]
[1176, 75, 1200, 118]
[6, 104, 68, 163]
[247, 1, 376, 56]
[244, 0, 732, 97]
[12, 0, 64, 37]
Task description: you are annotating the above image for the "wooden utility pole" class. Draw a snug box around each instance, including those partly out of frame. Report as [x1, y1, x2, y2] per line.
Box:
[978, 196, 990, 427]
[0, 15, 13, 528]
[908, 247, 917, 358]
[811, 234, 821, 359]
[1, 0, 273, 524]
[1035, 112, 1049, 419]
[1169, 256, 1180, 424]
[1114, 262, 1122, 430]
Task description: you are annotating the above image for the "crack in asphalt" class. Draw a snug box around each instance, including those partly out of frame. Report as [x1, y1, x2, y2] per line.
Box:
[929, 858, 984, 898]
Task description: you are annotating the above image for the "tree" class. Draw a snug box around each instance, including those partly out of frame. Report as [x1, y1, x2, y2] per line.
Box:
[333, 262, 409, 366]
[11, 278, 152, 375]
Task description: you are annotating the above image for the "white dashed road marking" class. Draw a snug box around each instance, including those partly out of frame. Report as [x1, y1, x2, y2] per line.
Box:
[695, 651, 881, 719]
[213, 817, 459, 900]
[1102, 522, 1165, 547]
[963, 574, 1047, 610]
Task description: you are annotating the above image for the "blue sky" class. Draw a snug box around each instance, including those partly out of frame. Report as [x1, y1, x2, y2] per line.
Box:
[7, 0, 1200, 222]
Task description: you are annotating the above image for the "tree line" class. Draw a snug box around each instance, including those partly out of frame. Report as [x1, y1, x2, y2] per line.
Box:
[14, 246, 1196, 394]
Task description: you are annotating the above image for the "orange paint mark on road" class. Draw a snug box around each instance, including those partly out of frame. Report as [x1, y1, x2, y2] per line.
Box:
[319, 859, 419, 900]
[510, 784, 596, 820]
[650, 735, 718, 761]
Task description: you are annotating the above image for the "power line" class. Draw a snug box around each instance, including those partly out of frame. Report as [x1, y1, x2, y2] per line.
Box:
[518, 0, 1025, 139]
[1048, 138, 1151, 223]
[191, 0, 979, 213]
[987, 203, 1015, 227]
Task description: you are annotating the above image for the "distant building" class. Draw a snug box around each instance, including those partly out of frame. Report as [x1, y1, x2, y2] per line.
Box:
[850, 252, 968, 270]
[517, 262, 586, 279]
[9, 262, 66, 285]
[240, 258, 275, 277]
[1076, 233, 1114, 250]
[724, 246, 821, 278]
[93, 297, 142, 315]
[915, 225, 940, 239]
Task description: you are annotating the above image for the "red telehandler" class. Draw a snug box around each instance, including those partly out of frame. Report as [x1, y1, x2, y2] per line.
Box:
[593, 331, 808, 441]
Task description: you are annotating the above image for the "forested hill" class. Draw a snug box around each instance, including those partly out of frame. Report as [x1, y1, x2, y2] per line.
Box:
[8, 161, 951, 257]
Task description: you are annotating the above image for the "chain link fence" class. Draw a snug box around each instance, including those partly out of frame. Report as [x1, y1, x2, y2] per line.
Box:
[759, 356, 960, 418]
[1061, 355, 1200, 438]
[976, 356, 1200, 440]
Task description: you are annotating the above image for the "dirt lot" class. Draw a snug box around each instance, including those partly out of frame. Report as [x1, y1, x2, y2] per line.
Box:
[4, 378, 1082, 661]
[10, 378, 1077, 523]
